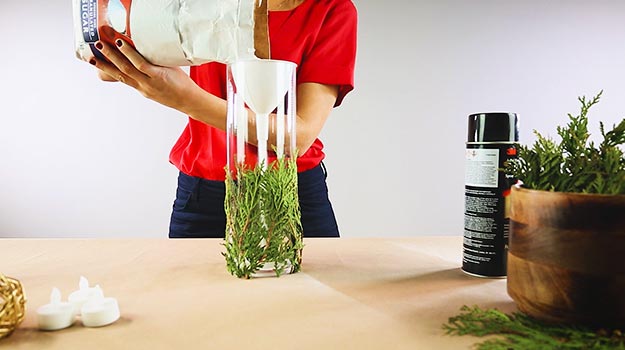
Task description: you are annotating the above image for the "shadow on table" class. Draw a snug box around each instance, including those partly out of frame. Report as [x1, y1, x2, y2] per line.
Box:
[304, 264, 517, 331]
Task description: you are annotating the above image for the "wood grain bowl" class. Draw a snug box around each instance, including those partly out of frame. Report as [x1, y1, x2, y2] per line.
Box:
[508, 186, 625, 328]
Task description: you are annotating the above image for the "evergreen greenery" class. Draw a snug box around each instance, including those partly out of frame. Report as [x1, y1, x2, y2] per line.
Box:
[444, 305, 625, 350]
[505, 91, 625, 194]
[223, 157, 303, 279]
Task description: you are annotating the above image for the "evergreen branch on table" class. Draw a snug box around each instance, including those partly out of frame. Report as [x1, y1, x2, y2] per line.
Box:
[505, 91, 625, 194]
[443, 305, 625, 350]
[223, 156, 303, 279]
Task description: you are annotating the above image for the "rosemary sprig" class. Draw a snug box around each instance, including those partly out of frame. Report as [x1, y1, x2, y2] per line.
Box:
[444, 305, 625, 350]
[505, 91, 625, 194]
[223, 156, 303, 279]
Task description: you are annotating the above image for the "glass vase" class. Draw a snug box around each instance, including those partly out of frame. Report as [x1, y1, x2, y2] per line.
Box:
[224, 59, 303, 279]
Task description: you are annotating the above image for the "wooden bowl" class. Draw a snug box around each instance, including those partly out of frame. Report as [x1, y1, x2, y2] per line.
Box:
[508, 186, 625, 327]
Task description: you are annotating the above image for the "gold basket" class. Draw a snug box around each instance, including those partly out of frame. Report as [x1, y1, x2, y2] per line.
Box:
[0, 273, 26, 340]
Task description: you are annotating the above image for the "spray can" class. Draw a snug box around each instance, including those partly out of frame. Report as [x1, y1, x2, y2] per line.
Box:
[463, 113, 519, 278]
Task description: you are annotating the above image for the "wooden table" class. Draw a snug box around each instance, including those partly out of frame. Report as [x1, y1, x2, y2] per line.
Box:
[0, 237, 515, 349]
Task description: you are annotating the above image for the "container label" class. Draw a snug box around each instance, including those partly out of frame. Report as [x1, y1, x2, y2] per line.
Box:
[463, 144, 517, 277]
[465, 148, 499, 188]
[81, 0, 99, 43]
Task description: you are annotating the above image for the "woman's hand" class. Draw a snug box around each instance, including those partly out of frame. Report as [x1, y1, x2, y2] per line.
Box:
[89, 39, 201, 114]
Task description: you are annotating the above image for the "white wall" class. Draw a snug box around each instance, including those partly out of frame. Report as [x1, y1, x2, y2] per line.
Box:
[1, 1, 624, 238]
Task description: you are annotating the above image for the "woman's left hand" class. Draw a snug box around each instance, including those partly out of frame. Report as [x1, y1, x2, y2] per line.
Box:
[90, 38, 201, 114]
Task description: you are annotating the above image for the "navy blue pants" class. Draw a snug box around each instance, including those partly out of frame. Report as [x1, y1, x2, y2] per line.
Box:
[169, 163, 340, 238]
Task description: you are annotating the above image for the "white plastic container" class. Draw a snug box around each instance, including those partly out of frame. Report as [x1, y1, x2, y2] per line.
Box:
[72, 0, 256, 66]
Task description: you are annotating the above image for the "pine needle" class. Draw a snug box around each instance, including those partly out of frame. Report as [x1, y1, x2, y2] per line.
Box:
[222, 156, 303, 279]
[505, 91, 625, 194]
[443, 305, 625, 350]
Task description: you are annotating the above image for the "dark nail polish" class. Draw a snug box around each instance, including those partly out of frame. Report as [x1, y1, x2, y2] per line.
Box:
[115, 39, 123, 48]
[89, 58, 97, 66]
[95, 41, 103, 50]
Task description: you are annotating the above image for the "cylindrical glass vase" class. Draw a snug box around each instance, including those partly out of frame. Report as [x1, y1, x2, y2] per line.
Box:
[224, 59, 303, 279]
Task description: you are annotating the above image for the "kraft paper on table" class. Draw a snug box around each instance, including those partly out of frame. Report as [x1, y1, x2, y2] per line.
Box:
[0, 237, 516, 349]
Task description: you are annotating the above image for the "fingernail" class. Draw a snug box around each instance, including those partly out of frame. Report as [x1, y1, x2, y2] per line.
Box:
[95, 41, 103, 50]
[89, 58, 96, 66]
[115, 39, 123, 48]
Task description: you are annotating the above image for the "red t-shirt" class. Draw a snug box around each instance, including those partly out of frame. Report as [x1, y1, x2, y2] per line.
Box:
[169, 0, 357, 181]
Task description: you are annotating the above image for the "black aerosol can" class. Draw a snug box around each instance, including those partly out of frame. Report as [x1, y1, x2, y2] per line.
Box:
[463, 113, 519, 278]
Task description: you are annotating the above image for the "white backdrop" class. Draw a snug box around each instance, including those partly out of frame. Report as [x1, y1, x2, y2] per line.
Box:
[1, 0, 624, 237]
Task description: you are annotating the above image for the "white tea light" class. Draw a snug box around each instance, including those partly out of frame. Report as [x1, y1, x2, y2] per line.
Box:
[68, 276, 103, 316]
[37, 288, 75, 331]
[81, 292, 120, 328]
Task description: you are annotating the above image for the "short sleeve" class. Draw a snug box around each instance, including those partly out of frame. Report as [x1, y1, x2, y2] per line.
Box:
[298, 1, 357, 107]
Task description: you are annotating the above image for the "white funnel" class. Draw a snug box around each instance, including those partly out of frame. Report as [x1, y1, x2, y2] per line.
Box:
[231, 60, 294, 115]
[231, 60, 296, 168]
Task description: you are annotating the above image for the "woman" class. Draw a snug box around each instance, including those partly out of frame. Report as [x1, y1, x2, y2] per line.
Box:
[89, 0, 357, 238]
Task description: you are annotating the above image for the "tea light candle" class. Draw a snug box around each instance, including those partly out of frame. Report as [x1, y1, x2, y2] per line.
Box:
[68, 276, 102, 316]
[81, 290, 120, 328]
[37, 288, 75, 331]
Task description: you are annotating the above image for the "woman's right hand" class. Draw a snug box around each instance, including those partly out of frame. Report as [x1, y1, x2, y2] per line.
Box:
[96, 69, 118, 82]
[89, 38, 229, 130]
[89, 39, 207, 116]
